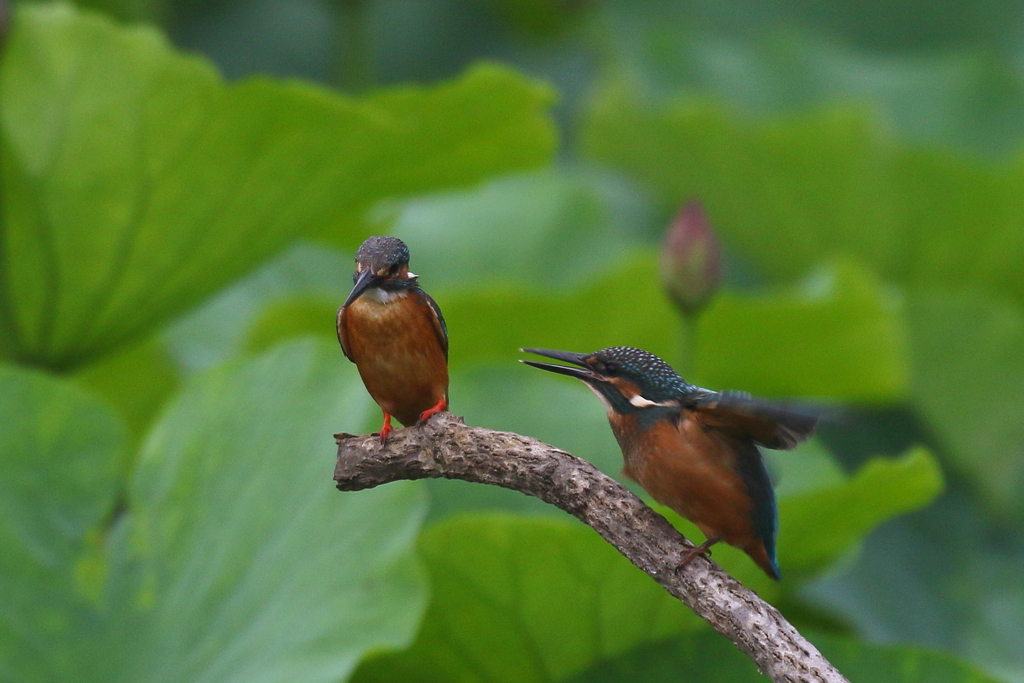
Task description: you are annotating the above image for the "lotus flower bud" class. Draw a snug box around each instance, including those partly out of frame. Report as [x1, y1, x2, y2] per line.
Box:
[659, 200, 722, 317]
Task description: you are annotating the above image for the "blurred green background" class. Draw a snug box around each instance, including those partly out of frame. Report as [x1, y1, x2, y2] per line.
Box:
[1, 1, 1023, 681]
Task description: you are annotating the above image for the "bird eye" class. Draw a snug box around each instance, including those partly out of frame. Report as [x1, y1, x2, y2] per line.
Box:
[604, 361, 619, 374]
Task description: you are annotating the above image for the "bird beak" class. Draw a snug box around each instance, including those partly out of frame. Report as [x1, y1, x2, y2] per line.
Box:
[519, 348, 605, 383]
[343, 268, 378, 308]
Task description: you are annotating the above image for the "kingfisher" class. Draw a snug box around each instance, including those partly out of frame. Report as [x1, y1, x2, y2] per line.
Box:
[521, 346, 816, 580]
[337, 236, 448, 443]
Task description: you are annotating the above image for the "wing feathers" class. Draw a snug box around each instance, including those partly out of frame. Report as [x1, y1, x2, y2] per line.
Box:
[690, 391, 817, 450]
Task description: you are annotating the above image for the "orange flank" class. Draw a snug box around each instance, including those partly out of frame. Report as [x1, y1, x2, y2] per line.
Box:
[615, 413, 777, 578]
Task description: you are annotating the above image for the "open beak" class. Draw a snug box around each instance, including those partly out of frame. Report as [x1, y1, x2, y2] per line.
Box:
[519, 348, 605, 383]
[343, 268, 379, 308]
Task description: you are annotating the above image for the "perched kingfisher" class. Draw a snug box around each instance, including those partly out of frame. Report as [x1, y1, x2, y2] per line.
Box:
[337, 236, 449, 443]
[521, 346, 817, 580]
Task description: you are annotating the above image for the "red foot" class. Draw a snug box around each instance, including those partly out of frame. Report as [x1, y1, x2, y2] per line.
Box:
[418, 396, 447, 423]
[678, 536, 720, 571]
[379, 413, 394, 445]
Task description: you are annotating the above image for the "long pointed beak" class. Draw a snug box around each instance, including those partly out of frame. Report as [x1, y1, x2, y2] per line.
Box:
[519, 348, 604, 383]
[343, 268, 378, 308]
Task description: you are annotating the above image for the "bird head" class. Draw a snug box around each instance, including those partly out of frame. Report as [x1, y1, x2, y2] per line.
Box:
[520, 346, 692, 415]
[344, 236, 418, 306]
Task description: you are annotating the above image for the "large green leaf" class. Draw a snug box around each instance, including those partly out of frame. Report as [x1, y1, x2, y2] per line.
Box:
[694, 261, 909, 401]
[893, 152, 1024, 306]
[94, 339, 427, 682]
[778, 447, 942, 577]
[443, 252, 683, 368]
[598, 3, 1024, 154]
[803, 491, 1024, 683]
[0, 364, 126, 681]
[390, 167, 646, 291]
[580, 87, 1024, 307]
[566, 630, 1007, 683]
[73, 335, 180, 449]
[818, 633, 1009, 683]
[581, 89, 901, 283]
[907, 290, 1024, 516]
[0, 4, 555, 370]
[161, 242, 354, 374]
[352, 515, 699, 683]
[0, 340, 429, 682]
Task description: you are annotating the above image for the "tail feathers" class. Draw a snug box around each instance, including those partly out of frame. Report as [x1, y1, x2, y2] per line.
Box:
[691, 391, 818, 450]
[744, 539, 781, 581]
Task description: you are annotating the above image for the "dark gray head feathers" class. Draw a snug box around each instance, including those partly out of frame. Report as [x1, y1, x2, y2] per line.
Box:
[355, 236, 410, 274]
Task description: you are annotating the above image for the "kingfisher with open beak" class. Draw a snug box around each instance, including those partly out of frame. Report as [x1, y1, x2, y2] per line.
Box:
[521, 346, 816, 580]
[338, 236, 448, 443]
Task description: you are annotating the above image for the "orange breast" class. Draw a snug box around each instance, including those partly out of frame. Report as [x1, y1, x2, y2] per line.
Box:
[619, 415, 759, 550]
[341, 293, 448, 426]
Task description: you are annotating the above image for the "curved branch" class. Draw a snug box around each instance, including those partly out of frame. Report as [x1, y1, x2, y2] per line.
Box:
[334, 412, 848, 683]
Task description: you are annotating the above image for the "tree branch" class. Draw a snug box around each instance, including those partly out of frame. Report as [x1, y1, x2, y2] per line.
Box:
[334, 412, 849, 683]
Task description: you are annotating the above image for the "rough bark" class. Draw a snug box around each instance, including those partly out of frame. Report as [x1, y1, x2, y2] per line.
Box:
[334, 412, 849, 683]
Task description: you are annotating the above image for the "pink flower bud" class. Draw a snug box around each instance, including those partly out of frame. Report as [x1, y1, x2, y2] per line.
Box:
[659, 200, 722, 317]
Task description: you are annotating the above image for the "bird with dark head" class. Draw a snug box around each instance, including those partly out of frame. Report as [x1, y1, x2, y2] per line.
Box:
[521, 346, 817, 580]
[337, 236, 448, 443]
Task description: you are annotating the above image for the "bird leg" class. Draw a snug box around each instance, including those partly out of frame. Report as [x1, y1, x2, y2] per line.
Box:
[418, 396, 447, 423]
[378, 412, 394, 444]
[678, 535, 721, 571]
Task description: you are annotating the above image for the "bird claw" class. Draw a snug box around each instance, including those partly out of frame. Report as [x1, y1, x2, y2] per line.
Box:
[377, 414, 394, 445]
[418, 397, 447, 424]
[675, 536, 720, 575]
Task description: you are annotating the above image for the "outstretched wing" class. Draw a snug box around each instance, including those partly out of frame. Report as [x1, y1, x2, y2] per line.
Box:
[417, 288, 448, 361]
[688, 390, 817, 450]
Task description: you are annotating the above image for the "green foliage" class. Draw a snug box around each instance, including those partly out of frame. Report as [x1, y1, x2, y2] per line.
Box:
[0, 364, 125, 681]
[581, 91, 902, 281]
[0, 340, 429, 682]
[908, 291, 1024, 515]
[565, 630, 1006, 683]
[390, 168, 644, 291]
[778, 447, 942, 575]
[73, 336, 181, 448]
[352, 515, 699, 683]
[0, 4, 555, 370]
[581, 87, 1024, 307]
[816, 633, 1009, 683]
[1, 2, 1015, 681]
[694, 261, 909, 401]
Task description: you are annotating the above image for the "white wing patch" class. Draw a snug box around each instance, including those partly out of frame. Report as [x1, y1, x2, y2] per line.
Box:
[628, 394, 679, 408]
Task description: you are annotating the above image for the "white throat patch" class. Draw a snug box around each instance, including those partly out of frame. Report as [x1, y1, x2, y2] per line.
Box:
[363, 287, 409, 304]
